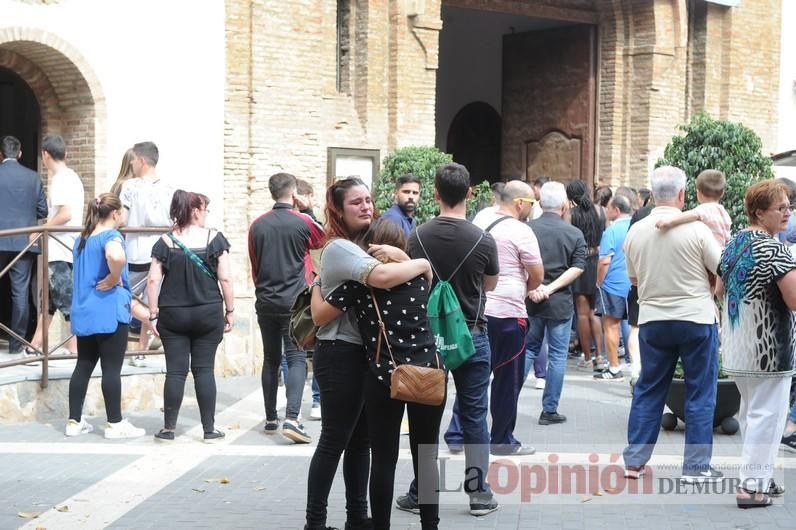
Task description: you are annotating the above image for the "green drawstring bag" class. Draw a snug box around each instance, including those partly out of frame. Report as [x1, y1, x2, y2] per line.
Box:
[416, 229, 485, 371]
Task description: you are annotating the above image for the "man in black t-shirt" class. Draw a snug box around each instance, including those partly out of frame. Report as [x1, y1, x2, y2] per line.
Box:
[398, 163, 501, 517]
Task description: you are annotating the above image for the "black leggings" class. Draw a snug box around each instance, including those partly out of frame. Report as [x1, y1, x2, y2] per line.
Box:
[69, 324, 129, 423]
[157, 303, 224, 432]
[365, 370, 446, 530]
[306, 340, 370, 529]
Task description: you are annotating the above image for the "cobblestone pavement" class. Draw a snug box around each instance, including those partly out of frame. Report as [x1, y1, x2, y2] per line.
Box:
[1, 359, 795, 529]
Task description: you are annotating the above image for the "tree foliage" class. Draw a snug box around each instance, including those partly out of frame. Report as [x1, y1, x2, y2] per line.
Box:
[655, 112, 773, 232]
[375, 146, 493, 224]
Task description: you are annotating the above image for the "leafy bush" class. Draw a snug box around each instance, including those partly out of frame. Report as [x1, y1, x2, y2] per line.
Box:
[655, 112, 773, 232]
[375, 146, 495, 224]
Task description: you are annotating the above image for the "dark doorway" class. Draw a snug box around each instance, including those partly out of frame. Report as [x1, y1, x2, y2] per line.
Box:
[447, 102, 502, 185]
[0, 66, 41, 171]
[0, 67, 40, 347]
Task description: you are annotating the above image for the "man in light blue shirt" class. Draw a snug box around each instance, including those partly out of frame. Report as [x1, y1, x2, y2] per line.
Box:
[380, 174, 421, 237]
[594, 194, 632, 380]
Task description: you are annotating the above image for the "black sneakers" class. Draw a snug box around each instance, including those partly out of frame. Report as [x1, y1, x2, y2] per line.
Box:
[781, 432, 796, 452]
[539, 411, 567, 425]
[681, 466, 724, 484]
[154, 429, 175, 442]
[395, 494, 420, 514]
[204, 430, 226, 443]
[469, 497, 499, 516]
[282, 420, 312, 444]
[264, 419, 280, 434]
[594, 367, 624, 381]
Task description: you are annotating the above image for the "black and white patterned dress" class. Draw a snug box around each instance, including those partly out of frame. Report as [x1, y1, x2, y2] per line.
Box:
[325, 276, 440, 387]
[719, 230, 796, 377]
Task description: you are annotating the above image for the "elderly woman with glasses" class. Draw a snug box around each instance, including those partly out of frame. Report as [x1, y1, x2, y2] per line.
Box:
[718, 179, 796, 509]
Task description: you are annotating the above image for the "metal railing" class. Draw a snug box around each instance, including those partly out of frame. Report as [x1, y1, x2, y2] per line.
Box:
[0, 225, 168, 387]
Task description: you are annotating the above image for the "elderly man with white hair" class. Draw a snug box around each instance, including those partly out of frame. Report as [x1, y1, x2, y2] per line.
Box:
[526, 181, 587, 425]
[622, 165, 723, 483]
[471, 179, 544, 455]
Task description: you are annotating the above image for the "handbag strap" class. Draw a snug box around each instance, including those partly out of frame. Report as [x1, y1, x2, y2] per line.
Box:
[416, 225, 484, 282]
[369, 287, 440, 369]
[167, 232, 217, 281]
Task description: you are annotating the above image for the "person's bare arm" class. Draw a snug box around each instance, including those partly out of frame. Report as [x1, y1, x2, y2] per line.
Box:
[43, 205, 72, 226]
[656, 210, 699, 231]
[367, 244, 410, 263]
[777, 270, 796, 310]
[147, 257, 163, 315]
[311, 284, 343, 326]
[216, 251, 235, 332]
[96, 239, 125, 291]
[524, 263, 544, 291]
[596, 256, 611, 287]
[366, 259, 431, 289]
[483, 273, 499, 292]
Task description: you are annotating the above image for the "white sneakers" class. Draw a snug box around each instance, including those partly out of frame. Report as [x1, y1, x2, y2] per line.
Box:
[104, 418, 146, 439]
[65, 418, 94, 436]
[310, 403, 322, 421]
[535, 378, 546, 390]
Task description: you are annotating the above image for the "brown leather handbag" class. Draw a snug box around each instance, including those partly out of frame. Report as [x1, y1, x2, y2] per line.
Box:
[370, 288, 445, 406]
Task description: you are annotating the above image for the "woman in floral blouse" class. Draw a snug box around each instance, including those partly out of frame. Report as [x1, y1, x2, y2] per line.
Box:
[718, 180, 796, 508]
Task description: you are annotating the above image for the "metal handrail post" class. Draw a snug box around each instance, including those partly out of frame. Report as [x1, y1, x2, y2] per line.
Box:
[41, 232, 49, 389]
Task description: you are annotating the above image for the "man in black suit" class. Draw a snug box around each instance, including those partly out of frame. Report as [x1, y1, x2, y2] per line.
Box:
[0, 136, 47, 353]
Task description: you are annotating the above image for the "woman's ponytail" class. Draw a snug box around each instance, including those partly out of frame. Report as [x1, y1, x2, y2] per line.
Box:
[77, 193, 122, 254]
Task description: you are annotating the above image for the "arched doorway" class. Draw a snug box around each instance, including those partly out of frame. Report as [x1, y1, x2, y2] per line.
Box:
[0, 67, 40, 170]
[0, 32, 104, 348]
[446, 101, 502, 184]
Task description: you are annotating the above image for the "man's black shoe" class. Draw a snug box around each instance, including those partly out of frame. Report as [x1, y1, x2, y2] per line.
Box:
[538, 411, 567, 425]
[469, 497, 499, 516]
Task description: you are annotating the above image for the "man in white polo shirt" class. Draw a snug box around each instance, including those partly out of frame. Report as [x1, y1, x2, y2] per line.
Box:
[622, 165, 723, 483]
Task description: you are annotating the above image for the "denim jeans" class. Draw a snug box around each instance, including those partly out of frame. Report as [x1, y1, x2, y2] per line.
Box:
[257, 312, 306, 421]
[442, 331, 493, 499]
[523, 330, 548, 382]
[526, 315, 573, 413]
[312, 373, 320, 406]
[623, 320, 718, 474]
[306, 340, 369, 529]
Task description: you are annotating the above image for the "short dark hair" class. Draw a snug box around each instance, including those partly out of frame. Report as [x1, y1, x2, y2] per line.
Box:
[610, 194, 632, 214]
[594, 185, 612, 207]
[395, 174, 421, 190]
[533, 176, 550, 188]
[696, 170, 726, 200]
[268, 172, 297, 201]
[132, 141, 159, 167]
[0, 135, 21, 159]
[296, 178, 314, 196]
[42, 134, 66, 161]
[435, 163, 470, 207]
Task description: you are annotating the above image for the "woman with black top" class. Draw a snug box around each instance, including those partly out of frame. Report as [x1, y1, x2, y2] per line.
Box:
[317, 219, 443, 530]
[305, 177, 431, 530]
[147, 190, 235, 443]
[567, 180, 606, 369]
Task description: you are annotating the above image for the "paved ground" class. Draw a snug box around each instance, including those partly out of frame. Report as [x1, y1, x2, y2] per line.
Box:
[1, 358, 795, 529]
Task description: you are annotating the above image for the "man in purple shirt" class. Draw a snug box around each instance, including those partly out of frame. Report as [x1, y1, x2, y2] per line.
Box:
[380, 174, 420, 237]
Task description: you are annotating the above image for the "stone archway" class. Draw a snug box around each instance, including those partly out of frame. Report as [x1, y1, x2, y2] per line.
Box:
[0, 29, 105, 198]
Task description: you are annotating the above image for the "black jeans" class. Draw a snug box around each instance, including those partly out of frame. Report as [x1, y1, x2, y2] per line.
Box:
[257, 312, 306, 421]
[0, 251, 34, 351]
[69, 324, 128, 423]
[306, 340, 369, 529]
[365, 371, 446, 530]
[158, 304, 224, 432]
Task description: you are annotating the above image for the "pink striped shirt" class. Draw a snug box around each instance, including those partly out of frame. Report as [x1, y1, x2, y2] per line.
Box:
[694, 202, 731, 247]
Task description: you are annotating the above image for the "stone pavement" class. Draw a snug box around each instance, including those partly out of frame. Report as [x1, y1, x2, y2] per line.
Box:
[1, 360, 795, 530]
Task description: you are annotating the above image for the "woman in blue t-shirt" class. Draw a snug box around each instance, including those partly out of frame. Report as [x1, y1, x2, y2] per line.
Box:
[66, 193, 145, 439]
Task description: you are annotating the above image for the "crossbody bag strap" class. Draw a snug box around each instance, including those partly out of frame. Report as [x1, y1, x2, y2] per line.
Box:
[369, 287, 396, 366]
[167, 232, 217, 281]
[484, 215, 511, 233]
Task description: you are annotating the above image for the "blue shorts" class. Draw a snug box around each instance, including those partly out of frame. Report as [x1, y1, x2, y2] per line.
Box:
[595, 287, 628, 320]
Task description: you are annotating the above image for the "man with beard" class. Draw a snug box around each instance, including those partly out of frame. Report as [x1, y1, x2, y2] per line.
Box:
[381, 174, 421, 237]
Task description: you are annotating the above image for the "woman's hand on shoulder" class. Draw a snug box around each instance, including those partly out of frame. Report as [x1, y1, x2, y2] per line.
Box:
[368, 244, 409, 263]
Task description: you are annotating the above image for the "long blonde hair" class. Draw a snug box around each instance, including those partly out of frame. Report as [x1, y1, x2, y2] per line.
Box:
[110, 148, 135, 197]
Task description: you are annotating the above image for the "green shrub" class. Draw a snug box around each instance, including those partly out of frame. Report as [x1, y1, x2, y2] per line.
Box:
[655, 112, 773, 232]
[375, 146, 495, 224]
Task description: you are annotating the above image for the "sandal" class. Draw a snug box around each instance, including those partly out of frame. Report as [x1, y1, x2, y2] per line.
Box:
[736, 487, 772, 509]
[767, 480, 785, 497]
